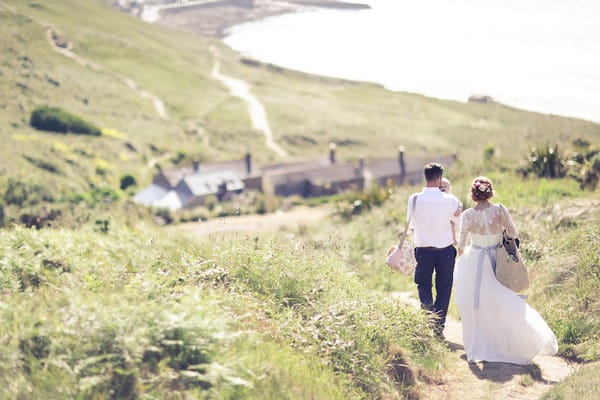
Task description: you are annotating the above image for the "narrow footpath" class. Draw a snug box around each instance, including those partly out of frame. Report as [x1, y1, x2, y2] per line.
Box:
[209, 46, 289, 157]
[394, 292, 576, 400]
[45, 27, 169, 120]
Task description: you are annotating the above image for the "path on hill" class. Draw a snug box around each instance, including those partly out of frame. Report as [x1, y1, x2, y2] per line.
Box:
[45, 27, 169, 120]
[393, 291, 576, 400]
[209, 46, 289, 157]
[179, 205, 328, 236]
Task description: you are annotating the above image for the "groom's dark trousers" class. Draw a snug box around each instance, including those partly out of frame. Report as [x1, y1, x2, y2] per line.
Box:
[414, 245, 456, 331]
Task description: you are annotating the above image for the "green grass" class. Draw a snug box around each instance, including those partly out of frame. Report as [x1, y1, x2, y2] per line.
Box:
[527, 205, 600, 362]
[0, 222, 443, 398]
[2, 0, 600, 203]
[1, 0, 600, 397]
[540, 362, 600, 400]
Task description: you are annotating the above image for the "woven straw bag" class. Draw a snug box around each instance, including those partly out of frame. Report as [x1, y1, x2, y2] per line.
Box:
[495, 233, 529, 292]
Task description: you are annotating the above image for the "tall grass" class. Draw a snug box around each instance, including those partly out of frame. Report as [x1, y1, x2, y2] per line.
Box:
[0, 222, 442, 398]
[528, 207, 600, 362]
[540, 362, 600, 400]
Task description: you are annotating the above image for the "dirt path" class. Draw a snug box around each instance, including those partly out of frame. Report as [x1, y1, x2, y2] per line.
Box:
[209, 46, 288, 157]
[393, 291, 576, 400]
[45, 27, 169, 120]
[178, 205, 329, 235]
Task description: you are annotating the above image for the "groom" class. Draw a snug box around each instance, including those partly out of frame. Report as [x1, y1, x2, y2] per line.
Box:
[408, 163, 461, 339]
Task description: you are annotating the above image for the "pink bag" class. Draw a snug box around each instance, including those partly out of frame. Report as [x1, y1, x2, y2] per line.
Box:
[386, 241, 416, 275]
[386, 195, 418, 275]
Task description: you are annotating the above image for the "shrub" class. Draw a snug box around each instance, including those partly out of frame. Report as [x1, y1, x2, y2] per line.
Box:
[335, 183, 392, 220]
[30, 106, 101, 136]
[154, 207, 174, 225]
[518, 141, 600, 190]
[2, 178, 53, 206]
[71, 187, 120, 206]
[0, 200, 4, 227]
[568, 150, 600, 190]
[483, 144, 495, 163]
[19, 209, 62, 229]
[119, 174, 137, 190]
[170, 151, 186, 165]
[520, 145, 566, 178]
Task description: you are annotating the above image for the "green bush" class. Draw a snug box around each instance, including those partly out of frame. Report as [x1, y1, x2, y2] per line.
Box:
[2, 178, 53, 206]
[520, 145, 567, 178]
[119, 174, 137, 190]
[483, 144, 495, 164]
[30, 106, 101, 136]
[335, 182, 392, 220]
[518, 141, 600, 190]
[568, 149, 600, 190]
[73, 187, 121, 205]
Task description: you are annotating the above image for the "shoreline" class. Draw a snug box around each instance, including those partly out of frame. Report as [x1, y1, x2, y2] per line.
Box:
[113, 0, 600, 124]
[119, 0, 369, 38]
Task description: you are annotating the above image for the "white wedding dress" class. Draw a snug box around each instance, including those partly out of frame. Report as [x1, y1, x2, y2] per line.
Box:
[454, 203, 558, 364]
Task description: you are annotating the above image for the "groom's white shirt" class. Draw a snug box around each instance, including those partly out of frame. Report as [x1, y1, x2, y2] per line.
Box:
[408, 188, 460, 248]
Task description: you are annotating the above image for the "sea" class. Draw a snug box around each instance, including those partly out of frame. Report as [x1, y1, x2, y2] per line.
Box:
[224, 0, 600, 123]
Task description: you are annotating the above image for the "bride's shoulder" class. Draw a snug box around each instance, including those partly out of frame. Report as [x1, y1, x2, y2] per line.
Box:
[492, 202, 508, 212]
[462, 208, 476, 218]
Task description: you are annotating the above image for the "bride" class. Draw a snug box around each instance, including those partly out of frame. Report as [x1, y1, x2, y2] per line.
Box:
[454, 176, 558, 364]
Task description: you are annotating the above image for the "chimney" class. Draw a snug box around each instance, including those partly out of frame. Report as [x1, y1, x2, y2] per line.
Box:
[358, 158, 365, 175]
[398, 146, 406, 176]
[244, 152, 252, 175]
[329, 142, 336, 164]
[192, 160, 200, 173]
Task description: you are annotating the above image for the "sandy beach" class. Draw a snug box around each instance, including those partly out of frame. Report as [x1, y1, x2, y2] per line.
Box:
[132, 0, 369, 38]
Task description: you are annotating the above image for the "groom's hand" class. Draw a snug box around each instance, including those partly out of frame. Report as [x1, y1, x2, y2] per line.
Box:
[454, 203, 463, 217]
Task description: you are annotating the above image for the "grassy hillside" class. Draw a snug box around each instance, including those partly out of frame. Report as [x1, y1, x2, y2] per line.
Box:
[2, 0, 599, 199]
[0, 221, 445, 399]
[325, 171, 599, 398]
[1, 0, 600, 398]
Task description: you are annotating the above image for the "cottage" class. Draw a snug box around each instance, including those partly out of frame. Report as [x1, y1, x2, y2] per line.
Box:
[263, 162, 363, 197]
[364, 151, 457, 187]
[175, 170, 244, 208]
[134, 144, 458, 210]
[133, 184, 182, 211]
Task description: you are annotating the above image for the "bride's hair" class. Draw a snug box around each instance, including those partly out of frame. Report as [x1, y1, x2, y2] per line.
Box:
[470, 176, 494, 201]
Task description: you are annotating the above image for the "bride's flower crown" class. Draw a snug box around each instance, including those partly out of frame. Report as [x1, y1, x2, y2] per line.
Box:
[474, 181, 492, 193]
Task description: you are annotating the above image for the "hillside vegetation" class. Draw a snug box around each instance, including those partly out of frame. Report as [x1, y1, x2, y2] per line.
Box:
[2, 0, 600, 198]
[1, 0, 599, 398]
[0, 221, 446, 399]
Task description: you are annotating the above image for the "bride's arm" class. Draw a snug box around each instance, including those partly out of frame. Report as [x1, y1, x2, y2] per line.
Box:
[499, 204, 518, 238]
[457, 211, 470, 255]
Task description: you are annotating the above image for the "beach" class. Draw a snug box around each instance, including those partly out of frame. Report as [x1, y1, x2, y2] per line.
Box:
[132, 0, 369, 38]
[223, 0, 600, 123]
[117, 0, 600, 123]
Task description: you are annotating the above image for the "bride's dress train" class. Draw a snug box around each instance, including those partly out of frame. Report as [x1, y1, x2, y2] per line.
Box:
[454, 205, 558, 364]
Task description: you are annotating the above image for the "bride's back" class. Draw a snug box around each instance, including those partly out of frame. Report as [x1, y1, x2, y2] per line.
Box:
[459, 203, 518, 247]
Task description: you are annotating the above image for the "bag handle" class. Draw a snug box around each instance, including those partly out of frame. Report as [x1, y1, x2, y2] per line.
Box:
[397, 195, 418, 248]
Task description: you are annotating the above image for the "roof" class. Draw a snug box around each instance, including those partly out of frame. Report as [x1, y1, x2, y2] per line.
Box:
[133, 184, 182, 210]
[261, 158, 331, 175]
[265, 162, 361, 185]
[133, 183, 169, 206]
[179, 170, 245, 196]
[365, 155, 456, 178]
[158, 158, 260, 188]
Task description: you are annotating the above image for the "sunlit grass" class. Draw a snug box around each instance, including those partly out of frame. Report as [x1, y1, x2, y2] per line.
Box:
[0, 222, 443, 398]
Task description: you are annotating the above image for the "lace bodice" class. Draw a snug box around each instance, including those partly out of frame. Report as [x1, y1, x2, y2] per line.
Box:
[457, 203, 518, 250]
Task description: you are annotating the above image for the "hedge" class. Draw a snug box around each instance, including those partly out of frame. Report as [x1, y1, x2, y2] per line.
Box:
[30, 106, 101, 136]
